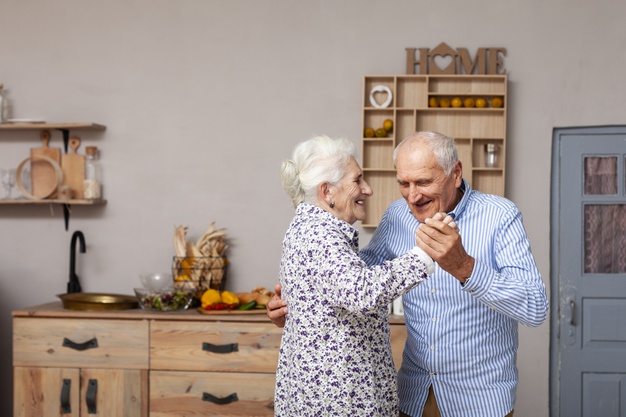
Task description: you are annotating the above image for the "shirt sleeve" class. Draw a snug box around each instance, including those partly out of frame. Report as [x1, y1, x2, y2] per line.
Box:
[461, 207, 549, 327]
[313, 226, 432, 313]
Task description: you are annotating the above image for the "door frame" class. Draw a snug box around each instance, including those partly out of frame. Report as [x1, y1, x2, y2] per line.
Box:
[549, 124, 626, 417]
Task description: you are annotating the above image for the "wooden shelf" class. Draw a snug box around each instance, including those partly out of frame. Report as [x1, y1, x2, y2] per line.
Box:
[0, 198, 106, 205]
[361, 74, 507, 227]
[0, 122, 105, 131]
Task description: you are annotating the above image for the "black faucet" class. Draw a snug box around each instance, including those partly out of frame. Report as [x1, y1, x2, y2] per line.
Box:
[68, 230, 86, 294]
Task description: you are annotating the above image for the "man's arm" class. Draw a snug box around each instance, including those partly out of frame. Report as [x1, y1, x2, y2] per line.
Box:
[416, 210, 548, 327]
[266, 284, 287, 328]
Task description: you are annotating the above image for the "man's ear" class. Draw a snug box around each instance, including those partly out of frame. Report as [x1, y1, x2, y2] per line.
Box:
[453, 160, 463, 187]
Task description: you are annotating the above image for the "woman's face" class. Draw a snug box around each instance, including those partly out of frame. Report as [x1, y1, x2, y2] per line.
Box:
[330, 157, 373, 224]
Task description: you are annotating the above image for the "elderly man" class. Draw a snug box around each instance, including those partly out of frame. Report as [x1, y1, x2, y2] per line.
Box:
[268, 131, 548, 417]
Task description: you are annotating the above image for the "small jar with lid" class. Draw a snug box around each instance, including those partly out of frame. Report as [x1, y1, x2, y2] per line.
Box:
[83, 146, 102, 199]
[484, 143, 498, 168]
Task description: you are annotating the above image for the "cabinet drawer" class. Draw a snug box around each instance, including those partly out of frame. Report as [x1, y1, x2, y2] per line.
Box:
[150, 370, 274, 416]
[13, 317, 149, 369]
[150, 321, 282, 372]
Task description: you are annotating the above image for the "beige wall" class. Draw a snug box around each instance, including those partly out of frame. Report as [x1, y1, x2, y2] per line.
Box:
[2, 0, 625, 414]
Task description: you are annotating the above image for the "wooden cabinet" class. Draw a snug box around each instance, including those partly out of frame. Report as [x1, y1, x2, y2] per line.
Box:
[12, 304, 408, 417]
[13, 317, 149, 417]
[361, 74, 507, 227]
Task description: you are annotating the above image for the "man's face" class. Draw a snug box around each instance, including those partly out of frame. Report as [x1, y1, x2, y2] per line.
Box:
[395, 141, 462, 223]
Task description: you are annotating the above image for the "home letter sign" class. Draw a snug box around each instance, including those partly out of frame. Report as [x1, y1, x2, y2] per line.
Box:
[406, 43, 506, 75]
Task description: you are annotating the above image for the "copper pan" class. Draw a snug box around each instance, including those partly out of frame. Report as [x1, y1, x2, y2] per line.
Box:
[57, 293, 138, 311]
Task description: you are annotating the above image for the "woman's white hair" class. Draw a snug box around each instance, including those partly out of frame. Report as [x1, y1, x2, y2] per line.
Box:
[281, 135, 355, 208]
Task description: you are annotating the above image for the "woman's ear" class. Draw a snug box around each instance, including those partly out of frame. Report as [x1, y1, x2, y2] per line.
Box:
[318, 182, 333, 206]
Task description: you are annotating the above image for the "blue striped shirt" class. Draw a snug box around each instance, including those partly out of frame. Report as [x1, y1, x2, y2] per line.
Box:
[359, 180, 548, 417]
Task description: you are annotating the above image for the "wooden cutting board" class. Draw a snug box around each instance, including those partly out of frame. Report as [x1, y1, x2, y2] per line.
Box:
[196, 307, 267, 315]
[61, 137, 85, 199]
[30, 130, 61, 198]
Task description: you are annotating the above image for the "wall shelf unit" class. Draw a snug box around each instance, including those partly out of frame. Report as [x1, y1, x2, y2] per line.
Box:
[361, 74, 507, 227]
[0, 122, 106, 229]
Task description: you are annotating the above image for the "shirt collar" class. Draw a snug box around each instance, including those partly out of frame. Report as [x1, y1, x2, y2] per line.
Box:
[447, 179, 470, 221]
[296, 203, 359, 247]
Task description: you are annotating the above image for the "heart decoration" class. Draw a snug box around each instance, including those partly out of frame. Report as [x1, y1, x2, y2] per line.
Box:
[431, 54, 455, 74]
[369, 85, 393, 108]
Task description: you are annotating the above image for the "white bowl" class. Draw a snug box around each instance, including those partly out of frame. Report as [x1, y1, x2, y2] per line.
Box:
[139, 273, 173, 291]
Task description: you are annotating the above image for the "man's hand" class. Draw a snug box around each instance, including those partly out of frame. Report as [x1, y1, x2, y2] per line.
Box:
[415, 212, 475, 284]
[266, 283, 288, 328]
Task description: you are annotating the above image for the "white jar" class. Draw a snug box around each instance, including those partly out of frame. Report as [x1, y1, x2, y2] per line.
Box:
[0, 83, 5, 124]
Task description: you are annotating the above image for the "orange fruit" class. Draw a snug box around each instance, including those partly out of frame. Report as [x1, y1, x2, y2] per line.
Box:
[491, 97, 504, 108]
[463, 98, 475, 108]
[451, 97, 463, 108]
[475, 98, 487, 108]
[375, 128, 387, 138]
[428, 97, 439, 107]
[439, 97, 451, 108]
[364, 127, 375, 138]
[383, 119, 393, 132]
[180, 257, 195, 274]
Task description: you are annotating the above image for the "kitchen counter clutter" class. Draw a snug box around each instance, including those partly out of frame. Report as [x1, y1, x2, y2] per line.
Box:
[12, 302, 407, 416]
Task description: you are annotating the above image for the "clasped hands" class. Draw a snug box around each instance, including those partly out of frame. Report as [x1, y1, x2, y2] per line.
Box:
[416, 212, 474, 284]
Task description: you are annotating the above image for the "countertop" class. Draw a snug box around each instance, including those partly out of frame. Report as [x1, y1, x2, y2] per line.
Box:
[13, 301, 407, 324]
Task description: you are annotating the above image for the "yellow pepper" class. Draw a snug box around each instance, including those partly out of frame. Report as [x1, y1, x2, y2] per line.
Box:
[201, 289, 222, 308]
[221, 291, 239, 306]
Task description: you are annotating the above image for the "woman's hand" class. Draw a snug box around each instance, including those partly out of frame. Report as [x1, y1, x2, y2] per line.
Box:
[266, 283, 288, 328]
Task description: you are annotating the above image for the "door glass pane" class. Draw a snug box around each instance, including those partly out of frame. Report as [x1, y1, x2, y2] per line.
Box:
[584, 204, 626, 273]
[584, 156, 617, 195]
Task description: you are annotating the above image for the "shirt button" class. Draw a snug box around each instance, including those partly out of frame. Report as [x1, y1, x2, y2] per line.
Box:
[429, 372, 436, 377]
[430, 345, 435, 350]
[432, 317, 437, 322]
[431, 288, 436, 294]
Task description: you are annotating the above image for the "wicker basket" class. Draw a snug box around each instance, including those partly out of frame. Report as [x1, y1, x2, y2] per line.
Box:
[172, 256, 228, 297]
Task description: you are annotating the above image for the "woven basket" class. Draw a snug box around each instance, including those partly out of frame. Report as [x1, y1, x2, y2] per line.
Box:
[172, 256, 228, 297]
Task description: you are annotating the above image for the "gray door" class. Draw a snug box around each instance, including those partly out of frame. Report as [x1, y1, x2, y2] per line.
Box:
[550, 126, 626, 417]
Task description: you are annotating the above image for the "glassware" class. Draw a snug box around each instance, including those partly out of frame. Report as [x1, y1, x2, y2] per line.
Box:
[1, 168, 16, 199]
[18, 166, 30, 199]
[484, 143, 498, 168]
[83, 146, 102, 199]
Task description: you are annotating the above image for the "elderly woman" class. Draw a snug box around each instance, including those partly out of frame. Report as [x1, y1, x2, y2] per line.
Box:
[274, 135, 435, 416]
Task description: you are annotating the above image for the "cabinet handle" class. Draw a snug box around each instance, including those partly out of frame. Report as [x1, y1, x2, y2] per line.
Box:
[202, 342, 238, 354]
[63, 337, 99, 351]
[60, 379, 71, 413]
[86, 379, 97, 414]
[202, 392, 238, 405]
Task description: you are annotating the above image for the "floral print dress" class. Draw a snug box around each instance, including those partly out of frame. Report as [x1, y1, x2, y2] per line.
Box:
[274, 204, 433, 416]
